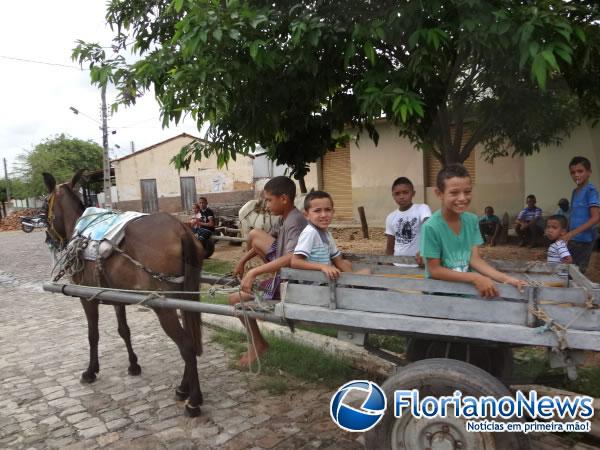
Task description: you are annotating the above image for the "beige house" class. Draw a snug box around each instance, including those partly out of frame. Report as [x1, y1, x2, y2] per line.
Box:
[311, 121, 600, 227]
[113, 133, 255, 213]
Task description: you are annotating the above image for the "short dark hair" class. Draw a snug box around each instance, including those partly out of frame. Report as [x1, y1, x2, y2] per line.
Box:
[547, 214, 568, 230]
[264, 176, 296, 201]
[569, 156, 591, 171]
[485, 206, 494, 213]
[392, 177, 414, 191]
[526, 194, 536, 201]
[304, 190, 333, 210]
[198, 196, 208, 202]
[436, 163, 470, 191]
[558, 198, 569, 209]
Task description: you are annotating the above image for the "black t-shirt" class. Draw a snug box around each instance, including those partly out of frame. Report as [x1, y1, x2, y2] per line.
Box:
[197, 207, 215, 230]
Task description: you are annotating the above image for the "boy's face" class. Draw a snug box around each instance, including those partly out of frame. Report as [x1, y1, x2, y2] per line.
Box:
[545, 219, 565, 241]
[569, 163, 592, 186]
[526, 197, 536, 208]
[484, 207, 493, 216]
[558, 200, 569, 211]
[264, 191, 287, 215]
[392, 183, 415, 209]
[435, 176, 472, 214]
[198, 199, 208, 209]
[304, 197, 334, 230]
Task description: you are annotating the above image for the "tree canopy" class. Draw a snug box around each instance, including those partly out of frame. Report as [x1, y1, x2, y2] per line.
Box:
[74, 0, 600, 184]
[16, 134, 103, 196]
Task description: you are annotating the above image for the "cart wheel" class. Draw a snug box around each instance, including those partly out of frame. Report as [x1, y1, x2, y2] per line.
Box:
[405, 338, 513, 380]
[365, 359, 530, 450]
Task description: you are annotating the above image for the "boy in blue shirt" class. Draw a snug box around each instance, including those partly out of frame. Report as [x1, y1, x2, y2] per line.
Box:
[563, 156, 600, 273]
[420, 164, 526, 297]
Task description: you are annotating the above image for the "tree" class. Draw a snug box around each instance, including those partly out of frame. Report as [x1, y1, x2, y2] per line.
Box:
[16, 134, 103, 196]
[73, 0, 600, 186]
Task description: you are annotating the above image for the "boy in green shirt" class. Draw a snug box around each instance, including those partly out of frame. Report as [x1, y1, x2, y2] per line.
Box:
[420, 164, 526, 297]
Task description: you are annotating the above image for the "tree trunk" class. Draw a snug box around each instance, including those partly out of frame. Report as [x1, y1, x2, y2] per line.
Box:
[298, 176, 307, 194]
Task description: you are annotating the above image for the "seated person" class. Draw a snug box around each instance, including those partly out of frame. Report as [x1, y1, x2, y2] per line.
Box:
[190, 197, 215, 241]
[291, 191, 357, 279]
[555, 198, 570, 222]
[545, 215, 573, 264]
[229, 176, 307, 366]
[421, 164, 527, 298]
[514, 194, 543, 248]
[478, 206, 501, 246]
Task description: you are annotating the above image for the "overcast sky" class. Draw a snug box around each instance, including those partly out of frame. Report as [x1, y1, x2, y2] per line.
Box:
[0, 1, 200, 176]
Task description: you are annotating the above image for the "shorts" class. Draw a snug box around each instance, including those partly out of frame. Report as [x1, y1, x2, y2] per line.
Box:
[568, 240, 595, 274]
[260, 242, 281, 300]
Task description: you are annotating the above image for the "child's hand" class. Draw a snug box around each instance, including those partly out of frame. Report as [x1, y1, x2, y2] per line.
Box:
[503, 276, 528, 293]
[233, 261, 246, 278]
[562, 231, 574, 242]
[321, 265, 341, 280]
[472, 274, 499, 298]
[415, 252, 424, 267]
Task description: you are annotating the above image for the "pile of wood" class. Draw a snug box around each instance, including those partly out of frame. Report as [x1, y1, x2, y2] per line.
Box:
[0, 209, 39, 232]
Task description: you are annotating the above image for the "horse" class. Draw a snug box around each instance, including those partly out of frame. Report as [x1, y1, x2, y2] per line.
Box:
[43, 170, 208, 417]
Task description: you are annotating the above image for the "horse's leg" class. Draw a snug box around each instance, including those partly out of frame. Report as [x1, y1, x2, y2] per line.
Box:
[114, 305, 142, 376]
[80, 298, 100, 383]
[154, 309, 203, 417]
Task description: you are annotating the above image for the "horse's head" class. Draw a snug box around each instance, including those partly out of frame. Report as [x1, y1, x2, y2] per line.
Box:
[43, 170, 86, 250]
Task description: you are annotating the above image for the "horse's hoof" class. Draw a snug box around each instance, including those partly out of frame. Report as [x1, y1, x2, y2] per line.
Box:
[175, 388, 189, 401]
[80, 371, 97, 384]
[128, 364, 142, 376]
[184, 403, 202, 417]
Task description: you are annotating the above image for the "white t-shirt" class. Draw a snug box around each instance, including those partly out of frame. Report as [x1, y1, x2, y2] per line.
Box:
[294, 224, 341, 265]
[385, 203, 432, 257]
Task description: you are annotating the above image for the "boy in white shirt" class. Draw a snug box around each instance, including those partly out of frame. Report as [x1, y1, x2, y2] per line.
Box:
[291, 191, 354, 279]
[385, 177, 432, 266]
[545, 215, 573, 265]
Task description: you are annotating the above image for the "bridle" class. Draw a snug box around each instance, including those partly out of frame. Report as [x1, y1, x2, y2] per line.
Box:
[45, 191, 67, 251]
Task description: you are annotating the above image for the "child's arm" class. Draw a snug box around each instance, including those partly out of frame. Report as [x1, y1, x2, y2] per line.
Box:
[563, 207, 600, 241]
[385, 235, 395, 255]
[291, 254, 341, 279]
[426, 257, 500, 298]
[561, 255, 574, 264]
[469, 247, 527, 290]
[240, 253, 293, 294]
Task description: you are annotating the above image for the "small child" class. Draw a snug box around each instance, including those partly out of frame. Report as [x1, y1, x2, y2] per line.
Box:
[545, 215, 573, 265]
[479, 206, 501, 246]
[563, 156, 600, 274]
[420, 164, 527, 298]
[385, 177, 431, 266]
[291, 191, 354, 279]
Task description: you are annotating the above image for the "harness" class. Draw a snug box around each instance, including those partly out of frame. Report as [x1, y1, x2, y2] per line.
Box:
[46, 192, 67, 251]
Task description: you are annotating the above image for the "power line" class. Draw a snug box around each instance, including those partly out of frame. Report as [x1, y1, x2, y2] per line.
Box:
[0, 55, 86, 70]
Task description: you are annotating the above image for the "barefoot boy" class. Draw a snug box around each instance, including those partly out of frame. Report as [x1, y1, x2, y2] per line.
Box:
[229, 176, 307, 366]
[291, 191, 354, 279]
[563, 156, 600, 273]
[420, 164, 527, 297]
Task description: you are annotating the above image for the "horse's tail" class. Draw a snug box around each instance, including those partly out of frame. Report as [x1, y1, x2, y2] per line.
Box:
[181, 230, 203, 356]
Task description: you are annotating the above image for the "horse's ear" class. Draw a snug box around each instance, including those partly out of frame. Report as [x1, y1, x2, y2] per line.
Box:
[42, 173, 56, 193]
[71, 169, 86, 188]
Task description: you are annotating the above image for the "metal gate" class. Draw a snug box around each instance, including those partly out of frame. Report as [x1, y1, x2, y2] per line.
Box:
[140, 179, 158, 213]
[180, 177, 197, 212]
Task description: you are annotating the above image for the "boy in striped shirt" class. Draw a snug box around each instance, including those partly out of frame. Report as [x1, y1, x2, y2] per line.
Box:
[545, 215, 573, 265]
[291, 191, 355, 279]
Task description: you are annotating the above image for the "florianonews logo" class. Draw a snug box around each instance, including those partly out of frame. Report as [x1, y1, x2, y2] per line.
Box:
[330, 380, 387, 432]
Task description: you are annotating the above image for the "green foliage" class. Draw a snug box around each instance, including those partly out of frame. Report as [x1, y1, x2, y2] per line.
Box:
[73, 0, 600, 172]
[0, 177, 34, 200]
[16, 134, 103, 196]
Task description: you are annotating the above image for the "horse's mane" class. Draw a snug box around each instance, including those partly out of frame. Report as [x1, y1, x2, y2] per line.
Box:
[61, 183, 85, 213]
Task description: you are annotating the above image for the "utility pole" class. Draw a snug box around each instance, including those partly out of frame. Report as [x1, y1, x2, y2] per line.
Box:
[100, 85, 112, 209]
[3, 158, 10, 203]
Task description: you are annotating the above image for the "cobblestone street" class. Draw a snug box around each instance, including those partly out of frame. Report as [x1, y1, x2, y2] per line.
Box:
[0, 230, 363, 449]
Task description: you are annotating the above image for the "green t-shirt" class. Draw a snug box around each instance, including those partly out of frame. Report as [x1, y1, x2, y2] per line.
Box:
[420, 210, 484, 277]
